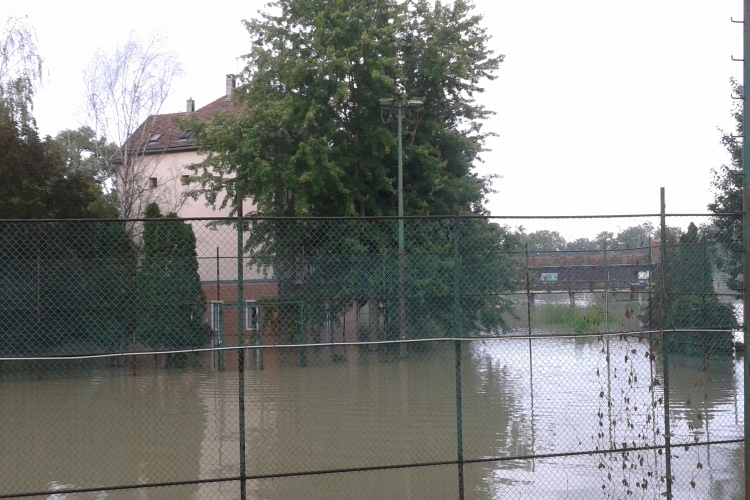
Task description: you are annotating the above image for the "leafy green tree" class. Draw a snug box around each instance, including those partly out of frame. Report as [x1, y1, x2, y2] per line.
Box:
[0, 121, 126, 353]
[187, 0, 516, 337]
[0, 18, 130, 358]
[565, 238, 599, 252]
[250, 218, 521, 340]
[521, 230, 566, 253]
[0, 119, 61, 218]
[613, 222, 654, 250]
[708, 78, 743, 293]
[646, 222, 735, 356]
[52, 126, 118, 188]
[0, 17, 115, 220]
[0, 117, 129, 353]
[0, 119, 116, 219]
[595, 231, 614, 247]
[189, 0, 500, 217]
[0, 220, 133, 356]
[136, 203, 212, 361]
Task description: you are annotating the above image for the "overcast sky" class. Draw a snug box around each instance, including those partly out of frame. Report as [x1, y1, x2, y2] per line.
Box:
[3, 0, 742, 238]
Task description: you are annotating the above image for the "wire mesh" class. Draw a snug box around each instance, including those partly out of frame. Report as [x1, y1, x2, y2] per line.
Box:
[0, 214, 744, 499]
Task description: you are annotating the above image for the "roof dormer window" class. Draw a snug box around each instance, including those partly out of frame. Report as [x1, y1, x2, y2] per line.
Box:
[148, 133, 163, 142]
[178, 129, 193, 140]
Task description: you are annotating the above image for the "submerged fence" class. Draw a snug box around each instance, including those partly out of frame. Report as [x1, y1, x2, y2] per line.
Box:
[0, 211, 745, 499]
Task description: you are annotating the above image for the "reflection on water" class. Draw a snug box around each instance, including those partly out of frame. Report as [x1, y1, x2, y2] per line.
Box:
[0, 338, 744, 499]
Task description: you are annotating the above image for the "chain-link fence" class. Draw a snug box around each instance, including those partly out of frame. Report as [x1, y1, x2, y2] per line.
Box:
[0, 213, 744, 499]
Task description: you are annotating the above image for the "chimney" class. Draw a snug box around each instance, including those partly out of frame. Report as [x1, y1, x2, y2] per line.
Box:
[186, 97, 195, 113]
[226, 74, 236, 98]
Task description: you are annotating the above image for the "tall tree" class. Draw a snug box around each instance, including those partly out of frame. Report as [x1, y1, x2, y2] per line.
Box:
[708, 78, 743, 293]
[521, 230, 567, 253]
[136, 203, 212, 360]
[0, 18, 132, 357]
[0, 119, 115, 219]
[644, 222, 735, 355]
[189, 0, 500, 217]
[565, 237, 599, 252]
[0, 218, 134, 356]
[188, 0, 518, 337]
[0, 16, 43, 126]
[84, 33, 183, 220]
[613, 222, 654, 250]
[53, 126, 118, 189]
[0, 117, 129, 355]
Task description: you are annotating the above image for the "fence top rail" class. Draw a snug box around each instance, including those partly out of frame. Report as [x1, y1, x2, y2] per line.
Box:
[0, 329, 737, 362]
[0, 213, 740, 224]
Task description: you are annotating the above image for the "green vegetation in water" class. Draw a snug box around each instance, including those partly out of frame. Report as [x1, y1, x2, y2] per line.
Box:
[537, 304, 600, 334]
[644, 223, 736, 357]
[331, 354, 348, 363]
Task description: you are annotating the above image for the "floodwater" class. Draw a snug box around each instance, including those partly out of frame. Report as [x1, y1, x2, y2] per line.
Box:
[0, 337, 744, 499]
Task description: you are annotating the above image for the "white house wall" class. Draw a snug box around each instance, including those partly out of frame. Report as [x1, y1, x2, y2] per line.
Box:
[143, 150, 267, 285]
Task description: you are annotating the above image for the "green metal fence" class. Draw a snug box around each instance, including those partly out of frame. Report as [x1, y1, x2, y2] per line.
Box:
[0, 213, 744, 499]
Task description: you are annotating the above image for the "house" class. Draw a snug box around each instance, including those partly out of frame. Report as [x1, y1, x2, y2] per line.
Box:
[110, 74, 240, 222]
[114, 76, 380, 369]
[112, 75, 278, 368]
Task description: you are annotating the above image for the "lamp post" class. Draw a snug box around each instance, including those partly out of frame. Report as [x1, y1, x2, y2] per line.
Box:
[379, 98, 423, 355]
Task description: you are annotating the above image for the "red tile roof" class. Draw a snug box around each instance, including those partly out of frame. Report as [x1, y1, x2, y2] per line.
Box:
[111, 95, 242, 163]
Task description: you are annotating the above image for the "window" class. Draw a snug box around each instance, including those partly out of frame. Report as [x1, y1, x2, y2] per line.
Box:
[148, 177, 158, 188]
[245, 300, 259, 330]
[210, 301, 223, 332]
[180, 175, 190, 186]
[148, 133, 163, 142]
[178, 129, 193, 140]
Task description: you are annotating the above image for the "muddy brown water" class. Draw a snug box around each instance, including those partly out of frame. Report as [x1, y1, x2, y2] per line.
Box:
[0, 337, 744, 499]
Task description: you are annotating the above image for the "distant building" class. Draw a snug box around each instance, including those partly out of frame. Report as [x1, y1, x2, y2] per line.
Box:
[112, 75, 278, 368]
[111, 74, 241, 223]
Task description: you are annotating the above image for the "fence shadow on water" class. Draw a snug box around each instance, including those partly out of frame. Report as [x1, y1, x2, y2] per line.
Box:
[0, 214, 744, 499]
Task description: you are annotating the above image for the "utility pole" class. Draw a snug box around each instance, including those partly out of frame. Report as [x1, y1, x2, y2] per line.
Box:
[379, 98, 423, 358]
[398, 106, 406, 359]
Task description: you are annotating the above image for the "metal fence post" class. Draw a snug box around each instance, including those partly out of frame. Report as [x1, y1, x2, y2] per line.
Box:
[237, 195, 247, 500]
[453, 193, 461, 339]
[453, 193, 465, 499]
[648, 237, 653, 330]
[300, 246, 307, 368]
[130, 247, 137, 376]
[524, 242, 536, 470]
[258, 303, 264, 370]
[35, 249, 41, 377]
[660, 187, 672, 497]
[299, 301, 307, 367]
[454, 338, 464, 500]
[742, 2, 750, 495]
[603, 236, 613, 449]
[216, 247, 226, 372]
[525, 242, 532, 337]
[603, 238, 609, 333]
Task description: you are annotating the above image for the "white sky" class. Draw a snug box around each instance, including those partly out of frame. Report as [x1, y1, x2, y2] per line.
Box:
[4, 0, 742, 238]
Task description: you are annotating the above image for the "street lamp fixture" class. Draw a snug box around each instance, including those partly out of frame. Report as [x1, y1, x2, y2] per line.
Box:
[379, 98, 423, 356]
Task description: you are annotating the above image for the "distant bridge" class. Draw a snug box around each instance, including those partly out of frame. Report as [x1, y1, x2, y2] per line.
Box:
[521, 263, 657, 304]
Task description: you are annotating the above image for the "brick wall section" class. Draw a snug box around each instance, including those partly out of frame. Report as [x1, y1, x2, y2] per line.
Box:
[202, 281, 277, 371]
[203, 281, 279, 305]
